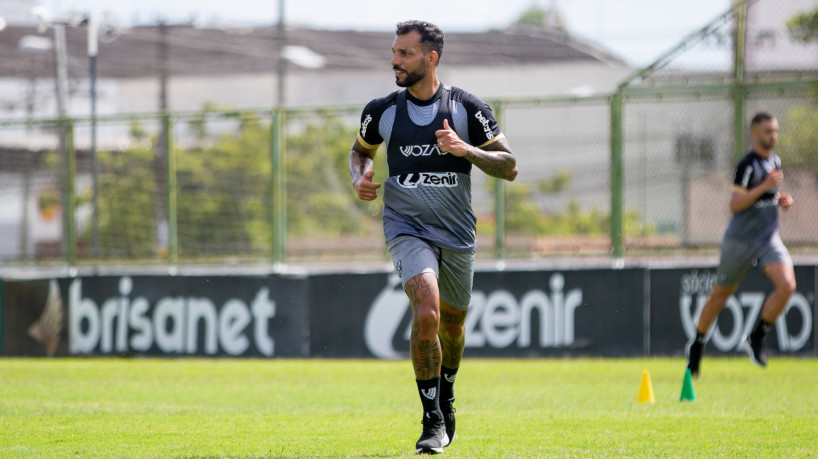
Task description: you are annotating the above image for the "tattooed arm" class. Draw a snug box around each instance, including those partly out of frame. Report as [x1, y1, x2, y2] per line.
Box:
[435, 119, 517, 181]
[463, 137, 517, 181]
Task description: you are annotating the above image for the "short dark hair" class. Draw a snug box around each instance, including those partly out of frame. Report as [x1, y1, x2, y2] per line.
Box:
[396, 20, 444, 61]
[750, 112, 775, 127]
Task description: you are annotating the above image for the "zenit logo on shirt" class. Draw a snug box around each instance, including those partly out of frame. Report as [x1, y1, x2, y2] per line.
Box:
[397, 172, 458, 188]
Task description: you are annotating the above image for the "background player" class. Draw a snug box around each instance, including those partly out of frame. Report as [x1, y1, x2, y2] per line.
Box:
[349, 20, 517, 454]
[686, 112, 795, 379]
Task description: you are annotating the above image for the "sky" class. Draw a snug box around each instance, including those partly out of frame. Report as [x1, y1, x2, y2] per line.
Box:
[22, 0, 733, 67]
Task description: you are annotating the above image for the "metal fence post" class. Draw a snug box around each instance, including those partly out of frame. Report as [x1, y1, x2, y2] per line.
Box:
[609, 91, 624, 259]
[164, 113, 178, 265]
[65, 118, 76, 266]
[270, 108, 286, 264]
[279, 110, 288, 263]
[493, 101, 506, 260]
[0, 280, 3, 355]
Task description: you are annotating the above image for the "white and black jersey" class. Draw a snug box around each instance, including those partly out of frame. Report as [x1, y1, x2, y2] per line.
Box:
[357, 84, 504, 252]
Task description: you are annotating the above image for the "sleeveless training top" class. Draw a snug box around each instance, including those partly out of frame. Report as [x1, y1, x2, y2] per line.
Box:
[357, 84, 503, 252]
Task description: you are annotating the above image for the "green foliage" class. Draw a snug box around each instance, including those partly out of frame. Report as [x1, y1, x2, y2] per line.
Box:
[515, 7, 548, 27]
[786, 6, 818, 43]
[90, 109, 381, 259]
[129, 121, 149, 141]
[503, 181, 549, 234]
[512, 6, 565, 31]
[37, 187, 59, 212]
[94, 145, 158, 257]
[539, 169, 572, 194]
[284, 114, 382, 237]
[175, 113, 271, 256]
[777, 104, 818, 172]
[495, 180, 655, 237]
[83, 109, 661, 259]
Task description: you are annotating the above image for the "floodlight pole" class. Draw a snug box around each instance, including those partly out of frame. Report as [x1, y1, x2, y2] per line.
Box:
[88, 11, 100, 258]
[732, 1, 748, 163]
[276, 0, 286, 106]
[53, 23, 76, 264]
[53, 24, 69, 121]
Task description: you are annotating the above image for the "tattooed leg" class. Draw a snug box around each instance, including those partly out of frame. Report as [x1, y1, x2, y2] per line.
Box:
[438, 300, 467, 369]
[405, 272, 442, 380]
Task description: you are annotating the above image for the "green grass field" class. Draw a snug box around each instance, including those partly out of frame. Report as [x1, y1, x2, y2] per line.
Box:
[1, 357, 816, 458]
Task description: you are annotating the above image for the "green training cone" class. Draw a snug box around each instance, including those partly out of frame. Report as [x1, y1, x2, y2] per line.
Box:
[680, 368, 696, 402]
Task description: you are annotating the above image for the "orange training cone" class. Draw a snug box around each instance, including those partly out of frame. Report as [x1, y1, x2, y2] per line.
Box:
[637, 370, 655, 404]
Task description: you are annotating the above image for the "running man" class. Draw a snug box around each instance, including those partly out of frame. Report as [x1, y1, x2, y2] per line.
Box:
[686, 112, 796, 379]
[349, 20, 517, 454]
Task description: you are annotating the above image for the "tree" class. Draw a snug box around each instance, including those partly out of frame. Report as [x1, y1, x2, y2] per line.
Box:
[174, 113, 272, 256]
[86, 110, 383, 261]
[777, 106, 818, 173]
[777, 7, 818, 172]
[786, 6, 818, 43]
[93, 137, 159, 258]
[485, 173, 654, 238]
[284, 112, 382, 237]
[511, 5, 566, 32]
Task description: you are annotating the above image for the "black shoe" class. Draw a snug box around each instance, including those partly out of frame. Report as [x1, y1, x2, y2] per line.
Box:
[440, 399, 456, 447]
[742, 334, 767, 368]
[685, 339, 703, 379]
[415, 410, 449, 455]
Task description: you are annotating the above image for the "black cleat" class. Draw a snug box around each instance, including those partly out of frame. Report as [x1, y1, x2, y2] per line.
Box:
[742, 334, 767, 368]
[685, 339, 703, 380]
[440, 398, 456, 447]
[415, 410, 449, 455]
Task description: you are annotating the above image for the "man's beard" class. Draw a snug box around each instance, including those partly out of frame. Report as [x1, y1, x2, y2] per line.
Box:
[761, 139, 776, 150]
[394, 66, 426, 88]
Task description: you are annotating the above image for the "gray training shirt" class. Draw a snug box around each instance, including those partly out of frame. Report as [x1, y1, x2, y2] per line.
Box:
[357, 85, 504, 253]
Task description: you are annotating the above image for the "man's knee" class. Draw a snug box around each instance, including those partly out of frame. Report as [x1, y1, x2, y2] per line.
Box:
[439, 321, 464, 340]
[413, 302, 440, 335]
[779, 277, 797, 296]
[708, 284, 736, 305]
[438, 302, 467, 339]
[768, 264, 797, 296]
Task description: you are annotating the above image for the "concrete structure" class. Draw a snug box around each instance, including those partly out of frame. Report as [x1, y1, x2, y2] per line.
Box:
[0, 22, 631, 119]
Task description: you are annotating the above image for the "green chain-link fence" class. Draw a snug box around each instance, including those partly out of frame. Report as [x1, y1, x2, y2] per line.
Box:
[613, 0, 818, 256]
[1, 0, 816, 267]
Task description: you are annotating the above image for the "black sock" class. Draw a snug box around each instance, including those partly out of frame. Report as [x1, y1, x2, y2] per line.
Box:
[440, 366, 458, 404]
[416, 377, 441, 415]
[752, 318, 773, 340]
[694, 332, 705, 344]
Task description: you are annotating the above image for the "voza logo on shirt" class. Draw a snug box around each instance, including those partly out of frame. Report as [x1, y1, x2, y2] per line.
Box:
[399, 144, 445, 157]
[397, 172, 458, 188]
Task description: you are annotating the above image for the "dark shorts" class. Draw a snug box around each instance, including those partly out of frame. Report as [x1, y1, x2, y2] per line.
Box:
[386, 235, 475, 310]
[716, 233, 792, 286]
